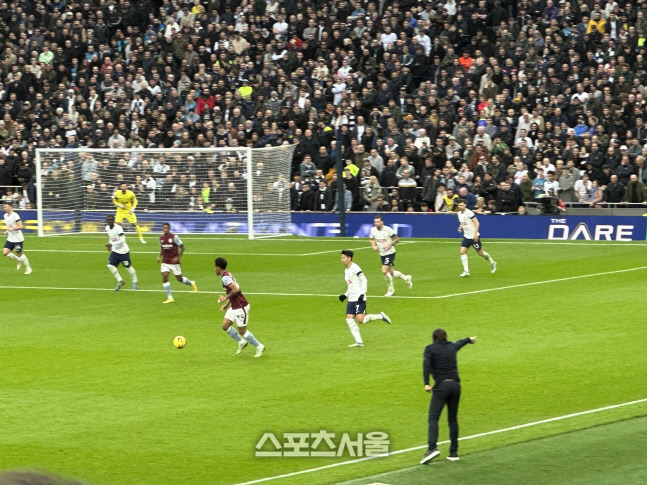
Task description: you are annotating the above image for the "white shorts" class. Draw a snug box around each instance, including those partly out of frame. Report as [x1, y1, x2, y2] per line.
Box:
[225, 304, 250, 327]
[161, 263, 182, 275]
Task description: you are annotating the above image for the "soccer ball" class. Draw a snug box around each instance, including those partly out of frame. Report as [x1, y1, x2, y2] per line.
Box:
[173, 336, 186, 349]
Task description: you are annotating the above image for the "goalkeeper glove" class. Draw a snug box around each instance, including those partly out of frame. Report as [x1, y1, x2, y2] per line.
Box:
[338, 294, 347, 302]
[129, 208, 134, 214]
[118, 204, 125, 209]
[358, 294, 365, 302]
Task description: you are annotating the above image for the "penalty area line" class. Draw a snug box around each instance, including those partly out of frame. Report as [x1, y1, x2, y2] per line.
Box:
[234, 397, 647, 485]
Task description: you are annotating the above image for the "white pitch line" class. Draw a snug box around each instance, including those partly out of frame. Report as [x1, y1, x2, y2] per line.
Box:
[1, 265, 644, 298]
[234, 397, 647, 485]
[25, 249, 306, 257]
[432, 265, 647, 299]
[299, 240, 413, 256]
[302, 246, 372, 256]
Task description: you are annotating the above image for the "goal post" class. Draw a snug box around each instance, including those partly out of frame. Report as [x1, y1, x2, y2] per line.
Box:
[35, 145, 296, 239]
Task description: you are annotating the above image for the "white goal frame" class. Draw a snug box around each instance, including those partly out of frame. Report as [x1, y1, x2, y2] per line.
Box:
[35, 146, 295, 239]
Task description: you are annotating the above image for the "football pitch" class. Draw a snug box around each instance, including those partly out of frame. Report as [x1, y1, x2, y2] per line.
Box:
[1, 234, 646, 485]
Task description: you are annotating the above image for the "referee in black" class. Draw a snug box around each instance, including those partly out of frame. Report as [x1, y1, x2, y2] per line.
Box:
[420, 328, 476, 464]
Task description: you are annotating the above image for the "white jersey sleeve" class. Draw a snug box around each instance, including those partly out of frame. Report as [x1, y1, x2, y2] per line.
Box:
[4, 212, 25, 243]
[370, 225, 397, 256]
[106, 223, 130, 254]
[173, 234, 183, 246]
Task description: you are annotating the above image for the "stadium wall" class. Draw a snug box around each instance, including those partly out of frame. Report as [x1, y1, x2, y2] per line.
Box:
[14, 211, 647, 241]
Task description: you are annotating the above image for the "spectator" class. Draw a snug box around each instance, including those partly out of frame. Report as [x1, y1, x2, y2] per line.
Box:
[622, 175, 647, 205]
[299, 155, 317, 181]
[496, 182, 518, 213]
[457, 187, 477, 210]
[604, 175, 625, 205]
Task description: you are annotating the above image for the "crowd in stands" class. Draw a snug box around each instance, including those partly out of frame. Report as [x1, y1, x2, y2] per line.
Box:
[3, 0, 647, 214]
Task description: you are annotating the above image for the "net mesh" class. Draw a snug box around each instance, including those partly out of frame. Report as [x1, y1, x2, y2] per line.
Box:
[35, 146, 296, 238]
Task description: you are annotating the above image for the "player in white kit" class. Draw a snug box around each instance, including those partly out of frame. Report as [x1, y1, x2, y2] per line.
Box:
[457, 200, 497, 277]
[105, 214, 138, 290]
[3, 202, 32, 274]
[370, 215, 412, 296]
[339, 250, 392, 347]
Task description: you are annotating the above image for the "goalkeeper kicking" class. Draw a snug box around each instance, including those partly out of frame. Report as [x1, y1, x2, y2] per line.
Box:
[113, 183, 146, 244]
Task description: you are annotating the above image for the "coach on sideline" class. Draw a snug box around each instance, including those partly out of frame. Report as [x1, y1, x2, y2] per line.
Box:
[420, 329, 476, 464]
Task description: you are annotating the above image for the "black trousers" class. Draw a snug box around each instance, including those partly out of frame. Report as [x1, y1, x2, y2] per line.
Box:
[427, 380, 461, 453]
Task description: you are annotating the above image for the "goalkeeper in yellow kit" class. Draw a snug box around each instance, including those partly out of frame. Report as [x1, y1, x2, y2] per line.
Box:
[113, 183, 146, 243]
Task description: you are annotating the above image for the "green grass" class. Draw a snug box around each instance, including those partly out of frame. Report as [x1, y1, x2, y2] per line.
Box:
[341, 416, 647, 485]
[1, 235, 646, 485]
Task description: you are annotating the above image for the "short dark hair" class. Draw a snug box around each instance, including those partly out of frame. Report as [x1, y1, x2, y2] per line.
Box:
[3, 201, 12, 206]
[215, 257, 227, 269]
[374, 215, 383, 221]
[162, 222, 171, 228]
[432, 328, 448, 343]
[341, 249, 354, 259]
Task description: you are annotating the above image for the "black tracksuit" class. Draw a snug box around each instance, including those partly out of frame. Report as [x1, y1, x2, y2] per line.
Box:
[423, 338, 473, 454]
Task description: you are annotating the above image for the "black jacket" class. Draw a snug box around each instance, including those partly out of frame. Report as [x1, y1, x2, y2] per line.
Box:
[423, 338, 473, 388]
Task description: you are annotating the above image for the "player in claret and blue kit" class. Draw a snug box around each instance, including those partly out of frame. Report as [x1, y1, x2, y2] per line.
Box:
[105, 215, 138, 290]
[215, 257, 265, 357]
[156, 222, 197, 303]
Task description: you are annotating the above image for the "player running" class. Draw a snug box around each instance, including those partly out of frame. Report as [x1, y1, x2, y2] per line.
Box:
[156, 222, 197, 303]
[215, 257, 265, 357]
[457, 200, 497, 277]
[3, 202, 32, 274]
[113, 182, 146, 243]
[105, 215, 138, 290]
[339, 250, 391, 347]
[370, 215, 412, 296]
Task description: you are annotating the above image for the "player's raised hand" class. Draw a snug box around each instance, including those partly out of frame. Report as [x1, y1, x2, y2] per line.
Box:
[218, 295, 227, 302]
[470, 336, 477, 343]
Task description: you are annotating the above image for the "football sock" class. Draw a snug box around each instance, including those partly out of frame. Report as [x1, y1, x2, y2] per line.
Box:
[363, 314, 382, 323]
[461, 254, 469, 272]
[346, 318, 363, 344]
[182, 277, 192, 286]
[127, 266, 137, 283]
[241, 330, 261, 348]
[393, 270, 406, 280]
[107, 264, 122, 281]
[163, 282, 172, 298]
[21, 255, 30, 269]
[6, 253, 20, 261]
[481, 251, 494, 264]
[135, 225, 144, 239]
[385, 273, 394, 291]
[225, 327, 242, 342]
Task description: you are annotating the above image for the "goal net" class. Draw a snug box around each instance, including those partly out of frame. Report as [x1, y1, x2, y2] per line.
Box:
[35, 146, 296, 239]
